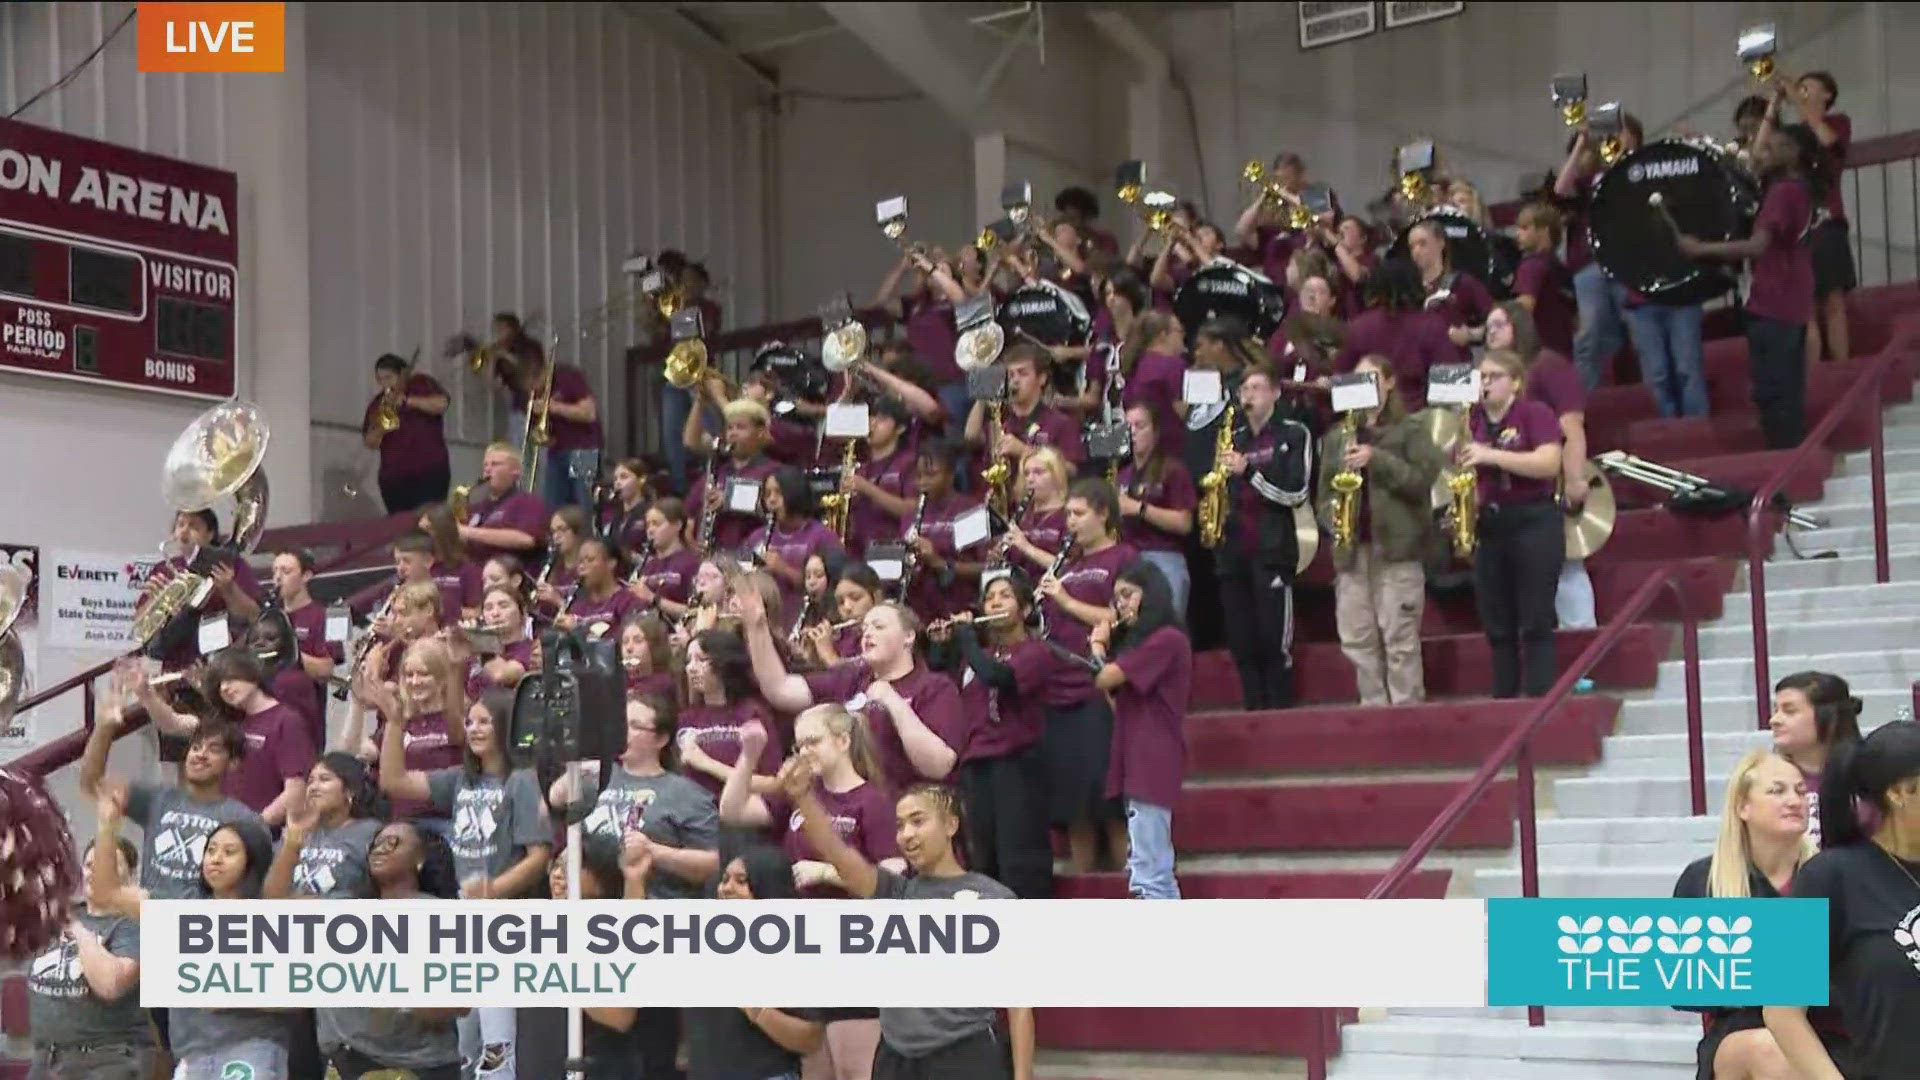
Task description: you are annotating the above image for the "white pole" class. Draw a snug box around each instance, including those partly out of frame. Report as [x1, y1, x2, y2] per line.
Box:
[565, 760, 586, 1080]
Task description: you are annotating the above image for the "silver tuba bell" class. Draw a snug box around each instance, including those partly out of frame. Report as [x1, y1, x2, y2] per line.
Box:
[0, 564, 29, 730]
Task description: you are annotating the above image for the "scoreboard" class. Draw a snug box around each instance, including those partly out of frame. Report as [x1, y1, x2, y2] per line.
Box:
[0, 116, 239, 400]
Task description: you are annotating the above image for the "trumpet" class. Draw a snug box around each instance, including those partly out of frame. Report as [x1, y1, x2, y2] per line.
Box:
[1244, 160, 1312, 231]
[372, 386, 403, 435]
[150, 647, 279, 690]
[1328, 411, 1365, 556]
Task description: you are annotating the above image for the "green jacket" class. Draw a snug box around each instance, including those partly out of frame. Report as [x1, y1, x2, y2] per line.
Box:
[1315, 410, 1447, 570]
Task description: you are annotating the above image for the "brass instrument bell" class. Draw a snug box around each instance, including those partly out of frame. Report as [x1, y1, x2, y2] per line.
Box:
[162, 399, 272, 554]
[1396, 140, 1436, 207]
[1738, 24, 1777, 83]
[0, 564, 28, 727]
[373, 388, 403, 434]
[1142, 191, 1176, 234]
[663, 306, 717, 391]
[1551, 74, 1588, 127]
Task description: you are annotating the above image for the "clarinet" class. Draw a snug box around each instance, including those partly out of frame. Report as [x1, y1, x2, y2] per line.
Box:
[697, 437, 725, 552]
[627, 537, 656, 591]
[1035, 534, 1077, 638]
[751, 508, 776, 565]
[333, 587, 396, 701]
[788, 594, 819, 650]
[899, 493, 928, 596]
[989, 488, 1035, 572]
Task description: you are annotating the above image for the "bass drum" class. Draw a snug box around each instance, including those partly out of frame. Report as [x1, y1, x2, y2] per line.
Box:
[1172, 260, 1287, 344]
[1389, 207, 1518, 299]
[1589, 138, 1759, 306]
[998, 280, 1093, 398]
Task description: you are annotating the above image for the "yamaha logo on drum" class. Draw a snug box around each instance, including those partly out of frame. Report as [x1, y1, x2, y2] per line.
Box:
[1005, 300, 1057, 317]
[1198, 278, 1250, 297]
[1626, 157, 1701, 184]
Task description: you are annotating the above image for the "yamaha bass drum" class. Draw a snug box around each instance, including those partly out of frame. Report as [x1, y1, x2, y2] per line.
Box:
[1172, 259, 1287, 345]
[998, 280, 1093, 398]
[1588, 138, 1759, 306]
[1388, 207, 1519, 299]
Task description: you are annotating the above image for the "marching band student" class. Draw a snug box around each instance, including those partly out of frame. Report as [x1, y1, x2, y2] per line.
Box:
[747, 466, 843, 625]
[674, 556, 739, 649]
[24, 833, 152, 1080]
[1091, 562, 1193, 899]
[515, 349, 603, 512]
[363, 352, 452, 514]
[902, 444, 985, 620]
[603, 456, 653, 554]
[457, 443, 548, 564]
[91, 789, 286, 1080]
[533, 505, 588, 612]
[1274, 273, 1346, 382]
[1463, 349, 1565, 698]
[455, 586, 535, 714]
[316, 820, 466, 1080]
[1407, 218, 1494, 356]
[1555, 116, 1644, 390]
[380, 691, 551, 1080]
[147, 508, 263, 674]
[1672, 750, 1825, 1080]
[1150, 220, 1227, 295]
[780, 770, 1034, 1080]
[421, 501, 485, 616]
[346, 636, 465, 830]
[1038, 479, 1137, 870]
[930, 576, 1054, 899]
[268, 548, 339, 688]
[1511, 203, 1577, 359]
[1769, 671, 1864, 843]
[678, 629, 784, 801]
[1673, 122, 1826, 450]
[1186, 317, 1272, 483]
[558, 536, 640, 636]
[1064, 269, 1149, 421]
[201, 646, 316, 829]
[481, 554, 533, 609]
[352, 580, 447, 724]
[621, 614, 679, 698]
[357, 530, 455, 623]
[685, 398, 782, 552]
[966, 344, 1087, 474]
[265, 753, 385, 900]
[1118, 311, 1191, 460]
[792, 551, 838, 654]
[874, 245, 969, 427]
[247, 609, 325, 754]
[803, 561, 884, 667]
[1329, 216, 1379, 317]
[78, 676, 261, 1070]
[1214, 366, 1316, 710]
[1117, 403, 1198, 615]
[741, 590, 964, 792]
[1488, 300, 1597, 631]
[1782, 71, 1854, 365]
[845, 396, 919, 552]
[1766, 720, 1920, 1080]
[1000, 446, 1074, 575]
[629, 497, 701, 622]
[1318, 356, 1443, 706]
[551, 693, 719, 898]
[1335, 258, 1459, 412]
[639, 841, 828, 1080]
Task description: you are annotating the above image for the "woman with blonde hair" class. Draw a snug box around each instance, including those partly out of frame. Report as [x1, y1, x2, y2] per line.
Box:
[1002, 445, 1075, 574]
[1671, 749, 1826, 1080]
[344, 634, 465, 827]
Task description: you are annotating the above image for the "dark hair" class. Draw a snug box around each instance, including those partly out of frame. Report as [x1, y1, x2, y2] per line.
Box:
[202, 648, 268, 722]
[1494, 299, 1544, 364]
[692, 628, 756, 705]
[316, 751, 386, 820]
[913, 440, 960, 481]
[713, 841, 797, 900]
[1818, 721, 1920, 848]
[767, 466, 814, 520]
[202, 819, 275, 900]
[978, 568, 1035, 618]
[1733, 94, 1770, 125]
[180, 508, 220, 539]
[464, 691, 517, 780]
[634, 691, 680, 771]
[276, 549, 316, 575]
[419, 504, 466, 567]
[1363, 257, 1425, 312]
[1194, 316, 1265, 371]
[393, 531, 436, 559]
[374, 819, 459, 899]
[1054, 185, 1100, 221]
[86, 835, 140, 875]
[1002, 341, 1048, 375]
[551, 505, 590, 542]
[1103, 268, 1150, 318]
[1801, 71, 1838, 105]
[897, 782, 969, 867]
[866, 393, 913, 431]
[1623, 112, 1645, 145]
[836, 561, 884, 599]
[374, 353, 408, 375]
[493, 312, 524, 334]
[1066, 477, 1120, 537]
[551, 835, 625, 900]
[1115, 560, 1184, 653]
[1774, 671, 1864, 749]
[1780, 123, 1835, 204]
[578, 535, 626, 580]
[650, 496, 688, 527]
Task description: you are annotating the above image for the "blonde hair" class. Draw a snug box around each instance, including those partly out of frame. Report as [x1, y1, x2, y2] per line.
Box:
[793, 702, 885, 788]
[1707, 749, 1816, 898]
[392, 581, 443, 620]
[722, 399, 769, 427]
[1479, 348, 1528, 391]
[484, 441, 522, 464]
[400, 636, 466, 722]
[1020, 445, 1074, 499]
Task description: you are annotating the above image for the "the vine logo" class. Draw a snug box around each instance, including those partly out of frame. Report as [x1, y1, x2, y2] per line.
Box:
[1555, 911, 1753, 992]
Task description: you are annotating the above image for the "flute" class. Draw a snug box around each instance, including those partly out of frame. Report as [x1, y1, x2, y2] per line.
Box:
[926, 611, 1015, 633]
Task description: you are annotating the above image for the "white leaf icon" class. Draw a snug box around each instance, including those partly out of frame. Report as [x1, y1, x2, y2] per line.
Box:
[1607, 916, 1633, 934]
[1728, 937, 1752, 955]
[1679, 936, 1702, 955]
[1677, 916, 1702, 935]
[1726, 917, 1751, 935]
[1657, 937, 1682, 954]
[1559, 916, 1583, 934]
[1578, 916, 1602, 934]
[1707, 937, 1730, 955]
[1558, 936, 1583, 954]
[1582, 936, 1603, 954]
[1628, 916, 1652, 934]
[1657, 917, 1683, 935]
[1627, 936, 1653, 954]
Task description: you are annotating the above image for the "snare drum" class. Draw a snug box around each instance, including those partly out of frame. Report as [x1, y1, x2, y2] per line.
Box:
[1172, 259, 1287, 344]
[1588, 138, 1759, 305]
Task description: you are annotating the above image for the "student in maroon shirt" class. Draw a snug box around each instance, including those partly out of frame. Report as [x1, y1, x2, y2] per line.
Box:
[1554, 116, 1645, 390]
[1407, 218, 1494, 358]
[511, 353, 601, 513]
[1056, 185, 1121, 261]
[362, 352, 451, 514]
[1675, 124, 1825, 449]
[619, 614, 677, 700]
[800, 561, 883, 669]
[458, 443, 548, 565]
[1464, 350, 1566, 698]
[1091, 561, 1193, 899]
[345, 636, 466, 826]
[1001, 447, 1073, 578]
[928, 575, 1054, 899]
[559, 537, 640, 640]
[893, 445, 983, 621]
[204, 647, 316, 829]
[1118, 311, 1191, 462]
[1511, 203, 1578, 359]
[269, 549, 339, 693]
[845, 396, 919, 555]
[628, 497, 701, 625]
[1785, 71, 1855, 364]
[1117, 403, 1198, 615]
[677, 628, 782, 802]
[685, 400, 782, 554]
[1334, 259, 1459, 411]
[459, 585, 535, 708]
[1328, 215, 1379, 317]
[601, 456, 653, 555]
[421, 502, 484, 619]
[247, 611, 325, 758]
[966, 343, 1088, 478]
[745, 469, 842, 628]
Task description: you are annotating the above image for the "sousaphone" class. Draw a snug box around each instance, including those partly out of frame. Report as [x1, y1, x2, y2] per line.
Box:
[0, 564, 29, 729]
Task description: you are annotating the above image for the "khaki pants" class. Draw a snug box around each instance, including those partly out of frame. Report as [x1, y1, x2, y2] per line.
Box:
[1334, 544, 1426, 705]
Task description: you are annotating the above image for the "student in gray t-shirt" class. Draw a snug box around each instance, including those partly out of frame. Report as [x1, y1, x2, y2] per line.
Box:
[549, 693, 722, 899]
[264, 753, 385, 900]
[26, 835, 155, 1080]
[783, 770, 1032, 1080]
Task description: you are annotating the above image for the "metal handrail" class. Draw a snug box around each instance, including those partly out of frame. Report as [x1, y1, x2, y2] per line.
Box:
[1745, 336, 1912, 726]
[1302, 563, 1705, 1079]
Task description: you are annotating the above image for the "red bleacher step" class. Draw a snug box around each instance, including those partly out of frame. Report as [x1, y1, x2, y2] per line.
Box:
[1189, 624, 1671, 710]
[1186, 697, 1616, 776]
[1172, 778, 1518, 854]
[1038, 1007, 1332, 1057]
[0, 973, 24, 1039]
[1056, 869, 1450, 899]
[1590, 507, 1782, 565]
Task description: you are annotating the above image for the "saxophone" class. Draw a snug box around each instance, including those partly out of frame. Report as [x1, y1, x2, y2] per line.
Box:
[821, 440, 859, 540]
[899, 493, 928, 595]
[1197, 405, 1237, 548]
[981, 398, 1011, 519]
[1329, 410, 1365, 556]
[1447, 468, 1478, 559]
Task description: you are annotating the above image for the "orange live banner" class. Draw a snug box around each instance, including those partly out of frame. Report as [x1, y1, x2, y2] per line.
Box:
[136, 2, 285, 73]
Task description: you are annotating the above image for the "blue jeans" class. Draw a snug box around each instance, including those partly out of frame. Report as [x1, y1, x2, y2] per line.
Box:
[1572, 263, 1628, 392]
[1124, 799, 1179, 899]
[938, 381, 976, 491]
[1139, 549, 1190, 618]
[539, 448, 599, 511]
[1623, 302, 1707, 418]
[1555, 558, 1596, 630]
[661, 384, 693, 490]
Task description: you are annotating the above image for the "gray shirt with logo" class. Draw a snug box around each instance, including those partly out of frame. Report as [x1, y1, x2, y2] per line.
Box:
[872, 869, 1016, 1056]
[581, 767, 719, 900]
[316, 894, 461, 1072]
[27, 909, 151, 1049]
[290, 818, 383, 899]
[126, 782, 261, 900]
[426, 767, 549, 893]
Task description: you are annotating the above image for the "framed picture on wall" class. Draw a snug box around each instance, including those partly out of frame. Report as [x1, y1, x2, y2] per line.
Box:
[1298, 1, 1375, 50]
[1384, 1, 1466, 30]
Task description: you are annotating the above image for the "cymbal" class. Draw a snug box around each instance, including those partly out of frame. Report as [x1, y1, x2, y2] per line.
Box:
[1564, 460, 1617, 559]
[1415, 406, 1466, 458]
[1293, 503, 1319, 574]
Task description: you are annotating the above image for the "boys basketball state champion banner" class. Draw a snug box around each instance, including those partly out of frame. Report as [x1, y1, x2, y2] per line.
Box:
[139, 899, 1830, 1009]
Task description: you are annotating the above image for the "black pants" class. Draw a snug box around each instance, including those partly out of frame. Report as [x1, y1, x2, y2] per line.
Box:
[873, 1026, 1012, 1080]
[327, 1046, 461, 1080]
[958, 746, 1055, 898]
[380, 462, 452, 515]
[1747, 313, 1808, 450]
[1216, 548, 1296, 710]
[1473, 502, 1565, 698]
[288, 1008, 324, 1079]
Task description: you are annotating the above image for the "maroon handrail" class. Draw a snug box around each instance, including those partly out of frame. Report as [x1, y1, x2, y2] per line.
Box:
[1744, 338, 1911, 727]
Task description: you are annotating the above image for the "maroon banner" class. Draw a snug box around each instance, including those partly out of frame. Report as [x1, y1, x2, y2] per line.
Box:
[0, 116, 240, 399]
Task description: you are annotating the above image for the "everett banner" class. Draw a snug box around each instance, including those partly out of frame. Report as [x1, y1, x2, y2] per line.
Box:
[42, 548, 155, 649]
